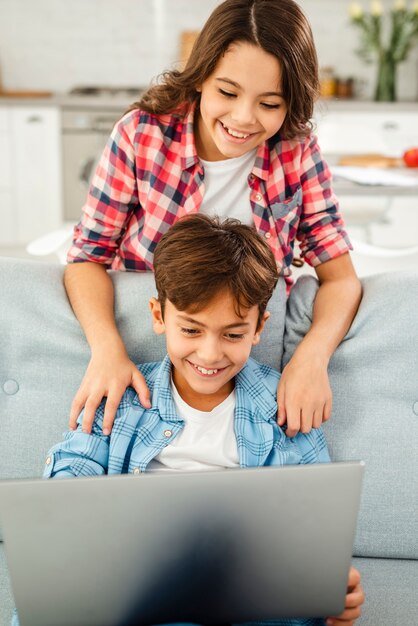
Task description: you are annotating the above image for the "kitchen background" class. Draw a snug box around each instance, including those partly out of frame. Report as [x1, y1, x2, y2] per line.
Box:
[0, 0, 418, 275]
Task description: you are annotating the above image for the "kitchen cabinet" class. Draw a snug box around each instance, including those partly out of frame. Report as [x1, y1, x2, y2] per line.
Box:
[0, 105, 63, 245]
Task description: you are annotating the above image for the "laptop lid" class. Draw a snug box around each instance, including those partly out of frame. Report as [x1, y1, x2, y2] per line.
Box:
[0, 462, 364, 626]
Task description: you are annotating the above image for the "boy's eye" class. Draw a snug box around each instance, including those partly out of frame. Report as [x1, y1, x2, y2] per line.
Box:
[225, 333, 245, 341]
[219, 88, 236, 98]
[181, 327, 200, 336]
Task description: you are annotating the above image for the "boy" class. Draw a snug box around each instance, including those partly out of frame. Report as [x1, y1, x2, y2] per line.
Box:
[13, 215, 364, 626]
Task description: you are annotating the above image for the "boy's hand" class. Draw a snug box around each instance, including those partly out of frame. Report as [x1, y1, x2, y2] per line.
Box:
[277, 352, 332, 437]
[325, 566, 365, 625]
[69, 349, 151, 435]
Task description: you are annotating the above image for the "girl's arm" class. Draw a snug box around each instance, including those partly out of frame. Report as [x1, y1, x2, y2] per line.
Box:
[278, 252, 362, 437]
[64, 262, 151, 434]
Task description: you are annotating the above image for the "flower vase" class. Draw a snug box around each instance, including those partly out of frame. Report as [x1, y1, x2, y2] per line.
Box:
[375, 52, 397, 101]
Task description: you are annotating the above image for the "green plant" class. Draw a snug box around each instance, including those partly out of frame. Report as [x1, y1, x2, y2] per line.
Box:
[349, 0, 418, 100]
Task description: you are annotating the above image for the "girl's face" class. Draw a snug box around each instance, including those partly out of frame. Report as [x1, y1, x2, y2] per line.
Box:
[195, 41, 288, 161]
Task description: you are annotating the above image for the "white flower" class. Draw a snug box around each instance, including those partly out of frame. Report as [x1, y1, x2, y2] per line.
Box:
[393, 0, 406, 10]
[349, 2, 364, 18]
[370, 0, 383, 16]
[412, 0, 418, 12]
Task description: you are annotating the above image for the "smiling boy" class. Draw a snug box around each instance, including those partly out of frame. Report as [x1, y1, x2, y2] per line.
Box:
[12, 215, 364, 626]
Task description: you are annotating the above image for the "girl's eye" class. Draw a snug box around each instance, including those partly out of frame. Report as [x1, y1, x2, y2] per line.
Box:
[261, 102, 280, 110]
[219, 88, 236, 98]
[181, 328, 200, 336]
[225, 333, 245, 341]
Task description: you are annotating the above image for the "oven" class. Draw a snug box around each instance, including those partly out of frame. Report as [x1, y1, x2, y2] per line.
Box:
[61, 87, 142, 222]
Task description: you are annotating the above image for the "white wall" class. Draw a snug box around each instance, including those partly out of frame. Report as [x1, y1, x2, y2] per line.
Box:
[0, 0, 417, 100]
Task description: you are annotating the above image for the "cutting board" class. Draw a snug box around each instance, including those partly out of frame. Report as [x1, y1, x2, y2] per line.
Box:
[0, 90, 53, 98]
[338, 154, 402, 168]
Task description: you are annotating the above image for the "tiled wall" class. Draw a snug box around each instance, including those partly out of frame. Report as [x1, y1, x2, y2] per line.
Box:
[0, 0, 417, 100]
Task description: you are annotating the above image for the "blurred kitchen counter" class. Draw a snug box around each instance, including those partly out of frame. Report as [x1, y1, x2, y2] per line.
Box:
[0, 92, 417, 112]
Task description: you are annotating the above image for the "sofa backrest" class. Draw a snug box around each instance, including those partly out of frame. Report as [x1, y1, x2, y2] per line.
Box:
[0, 257, 286, 484]
[283, 273, 418, 561]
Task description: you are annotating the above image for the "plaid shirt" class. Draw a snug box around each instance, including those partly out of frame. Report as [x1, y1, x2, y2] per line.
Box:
[37, 357, 329, 626]
[67, 104, 351, 282]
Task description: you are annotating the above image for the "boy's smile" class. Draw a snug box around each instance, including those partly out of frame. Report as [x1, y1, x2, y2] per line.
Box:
[195, 41, 288, 161]
[150, 289, 268, 411]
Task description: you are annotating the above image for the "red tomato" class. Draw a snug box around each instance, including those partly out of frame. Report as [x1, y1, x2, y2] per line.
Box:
[403, 148, 418, 168]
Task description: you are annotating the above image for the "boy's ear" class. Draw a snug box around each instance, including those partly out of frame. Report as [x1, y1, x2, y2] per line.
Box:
[252, 311, 270, 346]
[149, 298, 166, 335]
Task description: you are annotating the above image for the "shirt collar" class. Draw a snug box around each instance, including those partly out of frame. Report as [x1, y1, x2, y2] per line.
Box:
[181, 102, 201, 171]
[235, 358, 278, 422]
[181, 101, 271, 181]
[151, 355, 277, 424]
[150, 355, 182, 422]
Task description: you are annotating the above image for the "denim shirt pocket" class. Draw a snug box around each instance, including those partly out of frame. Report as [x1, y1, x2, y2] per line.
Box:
[269, 186, 303, 262]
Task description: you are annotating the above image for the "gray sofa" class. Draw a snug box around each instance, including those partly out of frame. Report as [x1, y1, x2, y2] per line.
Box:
[0, 257, 417, 626]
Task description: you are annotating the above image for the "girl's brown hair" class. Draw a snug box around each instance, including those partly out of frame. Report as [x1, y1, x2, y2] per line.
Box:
[130, 0, 319, 139]
[153, 214, 279, 328]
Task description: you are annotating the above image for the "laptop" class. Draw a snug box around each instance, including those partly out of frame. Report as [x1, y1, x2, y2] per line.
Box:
[0, 462, 364, 626]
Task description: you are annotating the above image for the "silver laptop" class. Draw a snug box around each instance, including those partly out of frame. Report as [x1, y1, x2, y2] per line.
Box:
[0, 462, 364, 626]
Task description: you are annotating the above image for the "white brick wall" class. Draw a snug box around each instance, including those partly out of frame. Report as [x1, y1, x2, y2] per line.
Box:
[0, 0, 417, 99]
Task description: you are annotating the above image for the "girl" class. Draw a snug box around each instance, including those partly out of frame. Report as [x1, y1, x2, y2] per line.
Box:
[66, 0, 362, 440]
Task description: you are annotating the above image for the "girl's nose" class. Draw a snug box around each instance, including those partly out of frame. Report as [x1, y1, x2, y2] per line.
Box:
[230, 100, 256, 127]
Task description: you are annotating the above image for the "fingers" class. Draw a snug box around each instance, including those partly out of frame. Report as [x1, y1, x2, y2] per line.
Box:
[131, 369, 151, 409]
[82, 392, 105, 434]
[69, 360, 151, 435]
[102, 386, 125, 435]
[326, 567, 365, 626]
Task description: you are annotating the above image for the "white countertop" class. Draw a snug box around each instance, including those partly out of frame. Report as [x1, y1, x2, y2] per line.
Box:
[0, 93, 417, 112]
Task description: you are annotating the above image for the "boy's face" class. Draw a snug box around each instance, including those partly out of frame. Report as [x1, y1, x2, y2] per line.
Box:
[150, 289, 268, 410]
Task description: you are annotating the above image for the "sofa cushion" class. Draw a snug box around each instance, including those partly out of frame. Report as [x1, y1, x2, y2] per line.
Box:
[283, 273, 418, 560]
[352, 556, 418, 625]
[0, 257, 286, 485]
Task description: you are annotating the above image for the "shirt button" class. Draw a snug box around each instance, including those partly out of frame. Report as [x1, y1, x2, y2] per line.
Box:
[45, 456, 52, 466]
[164, 429, 172, 438]
[264, 232, 272, 239]
[255, 193, 263, 202]
[133, 467, 141, 475]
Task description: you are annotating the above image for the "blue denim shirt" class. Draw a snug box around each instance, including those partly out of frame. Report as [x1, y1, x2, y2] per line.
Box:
[13, 357, 329, 626]
[43, 356, 330, 478]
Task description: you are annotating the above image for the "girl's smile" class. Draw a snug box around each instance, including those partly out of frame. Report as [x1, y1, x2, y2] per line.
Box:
[195, 41, 287, 162]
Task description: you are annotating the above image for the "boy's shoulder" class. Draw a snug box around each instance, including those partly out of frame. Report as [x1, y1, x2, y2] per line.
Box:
[239, 357, 280, 398]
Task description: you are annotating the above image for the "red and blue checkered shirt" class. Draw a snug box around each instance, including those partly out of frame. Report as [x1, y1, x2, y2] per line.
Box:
[67, 104, 352, 284]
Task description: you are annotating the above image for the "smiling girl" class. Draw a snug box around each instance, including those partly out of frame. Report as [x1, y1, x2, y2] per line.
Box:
[65, 0, 362, 442]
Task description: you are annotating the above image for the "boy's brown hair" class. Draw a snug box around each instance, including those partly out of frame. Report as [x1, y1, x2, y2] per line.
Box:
[153, 214, 279, 328]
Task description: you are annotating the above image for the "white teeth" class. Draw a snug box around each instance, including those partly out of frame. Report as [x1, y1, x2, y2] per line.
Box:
[194, 365, 218, 375]
[222, 123, 250, 139]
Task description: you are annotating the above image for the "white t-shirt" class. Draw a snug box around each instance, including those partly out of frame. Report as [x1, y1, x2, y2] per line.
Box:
[198, 149, 257, 225]
[147, 382, 239, 472]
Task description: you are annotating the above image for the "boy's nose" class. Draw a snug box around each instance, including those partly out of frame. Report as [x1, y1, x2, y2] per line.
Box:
[196, 337, 223, 365]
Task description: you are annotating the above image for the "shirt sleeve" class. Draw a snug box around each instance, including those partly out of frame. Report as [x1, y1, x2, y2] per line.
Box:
[297, 134, 352, 267]
[66, 111, 141, 265]
[43, 399, 111, 479]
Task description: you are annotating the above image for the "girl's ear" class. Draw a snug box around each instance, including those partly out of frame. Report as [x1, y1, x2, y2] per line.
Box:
[252, 311, 270, 346]
[149, 298, 166, 335]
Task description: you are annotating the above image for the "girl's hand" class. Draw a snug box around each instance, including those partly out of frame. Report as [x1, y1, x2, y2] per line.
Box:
[69, 348, 151, 435]
[277, 352, 332, 437]
[325, 567, 365, 625]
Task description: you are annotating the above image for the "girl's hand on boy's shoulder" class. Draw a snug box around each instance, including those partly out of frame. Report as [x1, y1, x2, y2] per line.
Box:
[277, 351, 332, 437]
[69, 350, 151, 435]
[325, 566, 365, 625]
